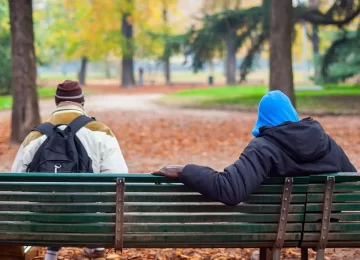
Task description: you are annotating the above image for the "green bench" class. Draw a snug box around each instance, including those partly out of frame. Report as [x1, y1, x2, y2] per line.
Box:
[302, 173, 360, 259]
[0, 173, 358, 260]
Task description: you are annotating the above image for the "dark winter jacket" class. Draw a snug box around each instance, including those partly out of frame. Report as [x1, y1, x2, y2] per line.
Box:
[179, 91, 357, 206]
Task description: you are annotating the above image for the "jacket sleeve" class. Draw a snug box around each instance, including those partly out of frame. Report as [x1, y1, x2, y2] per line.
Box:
[11, 144, 27, 173]
[99, 133, 128, 173]
[179, 144, 272, 206]
[11, 134, 45, 173]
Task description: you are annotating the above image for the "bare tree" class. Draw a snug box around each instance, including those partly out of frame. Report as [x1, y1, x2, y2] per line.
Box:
[9, 0, 40, 143]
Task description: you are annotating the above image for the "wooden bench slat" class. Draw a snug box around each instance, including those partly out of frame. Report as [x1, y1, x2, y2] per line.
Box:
[125, 193, 306, 203]
[0, 182, 116, 192]
[304, 223, 360, 232]
[305, 213, 360, 222]
[126, 184, 308, 193]
[123, 241, 300, 248]
[0, 212, 305, 224]
[0, 192, 115, 203]
[0, 192, 306, 204]
[0, 222, 114, 233]
[0, 182, 306, 194]
[0, 232, 113, 243]
[123, 233, 301, 243]
[307, 193, 360, 203]
[0, 202, 115, 213]
[306, 203, 360, 212]
[124, 213, 305, 223]
[302, 241, 360, 248]
[0, 241, 112, 248]
[0, 240, 300, 249]
[0, 173, 309, 184]
[123, 223, 302, 233]
[303, 232, 360, 241]
[0, 222, 302, 233]
[308, 183, 360, 193]
[125, 203, 305, 213]
[0, 212, 115, 223]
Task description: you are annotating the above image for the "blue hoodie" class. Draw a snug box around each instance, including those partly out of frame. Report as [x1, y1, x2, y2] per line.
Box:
[252, 90, 299, 137]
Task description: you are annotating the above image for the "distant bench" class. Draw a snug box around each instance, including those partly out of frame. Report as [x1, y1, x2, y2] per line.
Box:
[0, 172, 359, 260]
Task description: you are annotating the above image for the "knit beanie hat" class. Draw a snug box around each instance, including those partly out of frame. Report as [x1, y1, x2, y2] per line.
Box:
[55, 80, 85, 105]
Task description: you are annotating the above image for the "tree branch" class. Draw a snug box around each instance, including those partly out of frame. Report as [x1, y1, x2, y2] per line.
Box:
[298, 4, 360, 26]
[239, 33, 268, 82]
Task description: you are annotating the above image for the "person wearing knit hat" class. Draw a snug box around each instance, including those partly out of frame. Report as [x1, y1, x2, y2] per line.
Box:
[11, 80, 128, 260]
[55, 80, 85, 105]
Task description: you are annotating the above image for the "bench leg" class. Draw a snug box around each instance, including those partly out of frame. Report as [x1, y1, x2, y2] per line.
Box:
[259, 248, 272, 260]
[316, 249, 325, 260]
[0, 245, 25, 260]
[301, 248, 309, 260]
[272, 248, 281, 260]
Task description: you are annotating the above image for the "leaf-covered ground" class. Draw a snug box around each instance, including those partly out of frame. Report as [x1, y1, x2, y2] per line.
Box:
[0, 84, 359, 259]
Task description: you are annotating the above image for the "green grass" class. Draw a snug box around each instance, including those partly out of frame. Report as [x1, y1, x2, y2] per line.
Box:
[0, 87, 56, 110]
[160, 84, 360, 115]
[38, 70, 306, 84]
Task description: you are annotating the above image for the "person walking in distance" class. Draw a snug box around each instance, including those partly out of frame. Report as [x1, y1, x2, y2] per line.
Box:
[11, 80, 128, 260]
[138, 67, 144, 86]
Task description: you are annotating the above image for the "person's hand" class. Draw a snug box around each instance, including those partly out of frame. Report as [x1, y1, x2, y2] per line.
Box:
[151, 165, 185, 178]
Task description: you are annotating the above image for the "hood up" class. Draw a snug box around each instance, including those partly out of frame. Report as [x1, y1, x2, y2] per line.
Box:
[252, 90, 299, 137]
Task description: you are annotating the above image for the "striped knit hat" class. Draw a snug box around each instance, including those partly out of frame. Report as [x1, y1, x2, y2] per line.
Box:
[55, 80, 85, 105]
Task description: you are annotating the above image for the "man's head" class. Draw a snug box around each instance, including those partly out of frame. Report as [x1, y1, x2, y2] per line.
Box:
[55, 80, 85, 106]
[252, 90, 299, 137]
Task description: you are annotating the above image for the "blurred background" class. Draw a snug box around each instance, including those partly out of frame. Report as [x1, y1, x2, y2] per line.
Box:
[2, 0, 359, 89]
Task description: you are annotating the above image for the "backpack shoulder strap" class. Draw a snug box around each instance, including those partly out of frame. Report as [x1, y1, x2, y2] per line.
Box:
[33, 122, 55, 137]
[68, 115, 95, 133]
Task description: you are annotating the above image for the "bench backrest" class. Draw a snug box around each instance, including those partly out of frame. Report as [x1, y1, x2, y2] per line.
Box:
[0, 173, 309, 250]
[123, 175, 308, 249]
[302, 173, 360, 250]
[0, 173, 119, 248]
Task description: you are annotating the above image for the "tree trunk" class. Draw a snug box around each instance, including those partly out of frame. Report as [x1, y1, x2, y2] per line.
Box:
[311, 24, 320, 78]
[164, 58, 170, 85]
[225, 32, 237, 85]
[78, 56, 87, 85]
[309, 0, 320, 79]
[104, 55, 111, 78]
[122, 58, 134, 87]
[163, 5, 171, 85]
[121, 5, 135, 88]
[269, 0, 295, 106]
[9, 0, 40, 144]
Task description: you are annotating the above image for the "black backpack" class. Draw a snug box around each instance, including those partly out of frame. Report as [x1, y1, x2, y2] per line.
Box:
[27, 115, 95, 173]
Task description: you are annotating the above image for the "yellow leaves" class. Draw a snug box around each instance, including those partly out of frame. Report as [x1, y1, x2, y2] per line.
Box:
[202, 0, 262, 14]
[33, 0, 183, 61]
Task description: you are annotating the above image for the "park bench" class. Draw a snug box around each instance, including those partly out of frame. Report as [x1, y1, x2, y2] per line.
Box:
[301, 173, 360, 259]
[0, 173, 358, 260]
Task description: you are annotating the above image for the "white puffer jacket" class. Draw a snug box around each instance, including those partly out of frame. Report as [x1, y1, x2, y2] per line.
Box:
[11, 103, 128, 173]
